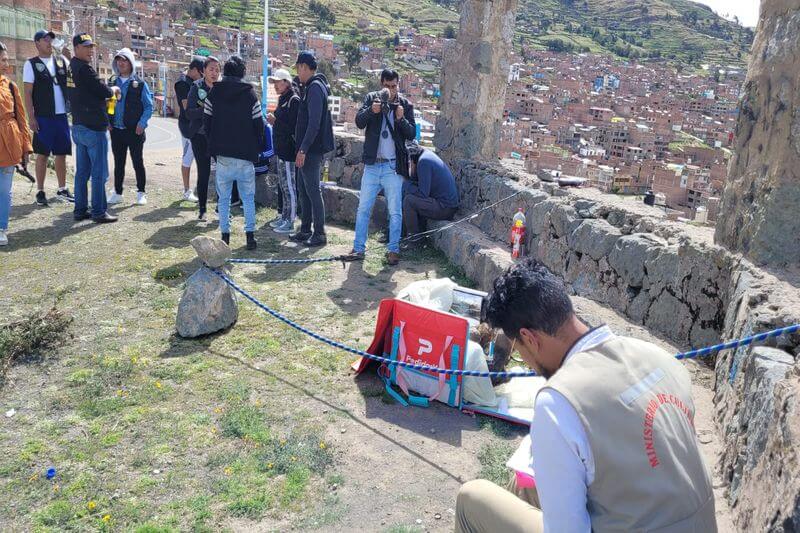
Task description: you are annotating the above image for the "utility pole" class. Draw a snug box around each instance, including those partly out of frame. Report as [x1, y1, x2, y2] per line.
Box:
[261, 0, 269, 113]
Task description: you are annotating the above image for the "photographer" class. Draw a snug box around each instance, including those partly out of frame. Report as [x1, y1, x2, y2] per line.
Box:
[351, 69, 416, 266]
[402, 144, 459, 239]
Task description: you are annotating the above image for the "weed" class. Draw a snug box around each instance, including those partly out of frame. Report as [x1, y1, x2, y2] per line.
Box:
[385, 526, 424, 533]
[153, 265, 184, 281]
[280, 466, 311, 505]
[477, 441, 515, 486]
[0, 306, 72, 384]
[34, 500, 76, 528]
[219, 404, 270, 444]
[476, 414, 526, 439]
[255, 430, 333, 476]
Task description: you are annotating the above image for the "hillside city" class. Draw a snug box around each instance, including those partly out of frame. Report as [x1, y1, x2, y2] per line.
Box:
[15, 0, 745, 226]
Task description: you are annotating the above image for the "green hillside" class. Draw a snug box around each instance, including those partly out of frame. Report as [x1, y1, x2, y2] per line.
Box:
[192, 0, 752, 67]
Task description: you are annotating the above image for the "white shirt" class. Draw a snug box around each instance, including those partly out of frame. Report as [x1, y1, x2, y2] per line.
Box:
[530, 326, 615, 533]
[23, 56, 67, 115]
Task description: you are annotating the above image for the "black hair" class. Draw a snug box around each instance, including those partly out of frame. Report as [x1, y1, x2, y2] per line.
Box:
[407, 143, 425, 164]
[483, 258, 574, 338]
[188, 56, 205, 73]
[223, 55, 246, 78]
[204, 56, 220, 68]
[380, 68, 399, 83]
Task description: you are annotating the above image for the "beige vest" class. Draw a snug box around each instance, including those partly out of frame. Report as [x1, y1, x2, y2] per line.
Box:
[542, 336, 717, 533]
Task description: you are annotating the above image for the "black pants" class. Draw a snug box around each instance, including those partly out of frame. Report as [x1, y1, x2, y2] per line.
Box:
[297, 151, 325, 235]
[403, 195, 457, 236]
[191, 134, 211, 213]
[111, 127, 146, 194]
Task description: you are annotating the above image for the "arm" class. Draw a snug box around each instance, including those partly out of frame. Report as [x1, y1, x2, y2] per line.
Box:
[202, 93, 213, 138]
[138, 81, 154, 130]
[298, 82, 324, 153]
[185, 84, 205, 121]
[81, 64, 113, 100]
[174, 81, 189, 111]
[355, 93, 376, 130]
[406, 159, 432, 198]
[531, 390, 593, 533]
[251, 95, 265, 149]
[396, 99, 416, 140]
[12, 83, 33, 155]
[288, 94, 300, 131]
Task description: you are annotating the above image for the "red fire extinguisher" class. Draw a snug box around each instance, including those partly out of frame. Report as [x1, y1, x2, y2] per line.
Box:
[510, 208, 526, 259]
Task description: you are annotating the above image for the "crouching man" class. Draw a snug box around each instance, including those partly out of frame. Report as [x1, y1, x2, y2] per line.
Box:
[455, 258, 716, 533]
[402, 144, 458, 240]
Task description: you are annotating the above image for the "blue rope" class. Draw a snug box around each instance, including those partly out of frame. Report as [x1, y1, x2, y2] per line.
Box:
[229, 256, 350, 265]
[210, 268, 800, 379]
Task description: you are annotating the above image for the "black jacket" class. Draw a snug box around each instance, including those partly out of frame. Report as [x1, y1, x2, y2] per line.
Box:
[272, 87, 300, 160]
[174, 75, 192, 138]
[203, 76, 265, 163]
[355, 92, 416, 165]
[69, 57, 113, 131]
[295, 73, 335, 155]
[185, 78, 212, 139]
[28, 56, 70, 117]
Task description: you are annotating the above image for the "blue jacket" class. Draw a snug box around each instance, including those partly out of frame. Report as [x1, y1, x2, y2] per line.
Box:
[112, 76, 153, 130]
[405, 150, 459, 209]
[255, 123, 274, 175]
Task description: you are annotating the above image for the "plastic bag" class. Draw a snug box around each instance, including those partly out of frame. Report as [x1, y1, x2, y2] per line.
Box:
[461, 340, 498, 407]
[396, 278, 458, 312]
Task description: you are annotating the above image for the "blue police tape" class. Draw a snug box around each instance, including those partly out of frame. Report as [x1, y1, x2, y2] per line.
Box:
[210, 268, 800, 379]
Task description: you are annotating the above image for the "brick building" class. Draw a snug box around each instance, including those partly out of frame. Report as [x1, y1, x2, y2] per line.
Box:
[0, 0, 50, 79]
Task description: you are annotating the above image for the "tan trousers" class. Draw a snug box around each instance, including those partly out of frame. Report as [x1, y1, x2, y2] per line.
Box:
[455, 479, 544, 533]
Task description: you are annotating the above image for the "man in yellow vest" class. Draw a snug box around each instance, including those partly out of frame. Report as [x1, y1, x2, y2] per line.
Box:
[456, 258, 717, 533]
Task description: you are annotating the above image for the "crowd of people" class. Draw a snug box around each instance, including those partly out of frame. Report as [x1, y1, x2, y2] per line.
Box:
[0, 30, 461, 261]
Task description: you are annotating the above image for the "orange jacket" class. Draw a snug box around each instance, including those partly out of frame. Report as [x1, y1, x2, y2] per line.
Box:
[0, 75, 33, 168]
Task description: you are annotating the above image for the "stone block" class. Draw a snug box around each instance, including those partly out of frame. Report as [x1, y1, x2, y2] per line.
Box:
[190, 236, 231, 268]
[568, 219, 622, 261]
[645, 290, 693, 343]
[176, 268, 238, 338]
[608, 234, 665, 288]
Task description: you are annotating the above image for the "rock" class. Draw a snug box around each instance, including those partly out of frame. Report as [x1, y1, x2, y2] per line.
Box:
[190, 236, 231, 268]
[568, 219, 621, 261]
[176, 268, 238, 338]
[608, 234, 664, 288]
[645, 290, 693, 343]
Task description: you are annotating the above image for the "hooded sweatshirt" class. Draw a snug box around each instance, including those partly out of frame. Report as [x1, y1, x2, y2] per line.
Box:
[109, 48, 153, 131]
[203, 76, 265, 163]
[295, 73, 335, 155]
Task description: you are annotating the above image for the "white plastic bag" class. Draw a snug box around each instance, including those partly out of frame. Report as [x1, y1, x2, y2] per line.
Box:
[396, 278, 458, 312]
[461, 340, 498, 407]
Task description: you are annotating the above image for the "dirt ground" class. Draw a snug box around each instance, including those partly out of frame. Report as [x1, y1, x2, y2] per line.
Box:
[0, 147, 732, 532]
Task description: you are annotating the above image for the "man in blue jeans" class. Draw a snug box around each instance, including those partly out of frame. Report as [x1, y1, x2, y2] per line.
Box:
[351, 69, 416, 265]
[68, 33, 120, 223]
[203, 55, 264, 250]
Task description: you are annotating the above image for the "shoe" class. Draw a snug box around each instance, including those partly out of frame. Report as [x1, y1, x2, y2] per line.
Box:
[56, 188, 75, 203]
[182, 190, 198, 202]
[73, 211, 92, 221]
[136, 192, 148, 205]
[0, 230, 7, 246]
[303, 234, 327, 247]
[386, 252, 400, 266]
[92, 213, 118, 224]
[269, 216, 285, 228]
[198, 210, 207, 222]
[347, 249, 365, 260]
[289, 231, 312, 242]
[221, 232, 230, 245]
[36, 191, 48, 206]
[246, 231, 257, 250]
[108, 192, 123, 205]
[273, 219, 294, 234]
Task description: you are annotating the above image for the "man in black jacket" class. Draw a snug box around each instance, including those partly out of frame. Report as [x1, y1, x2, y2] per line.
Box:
[289, 51, 335, 248]
[267, 68, 300, 234]
[69, 33, 120, 223]
[203, 55, 264, 250]
[351, 69, 416, 266]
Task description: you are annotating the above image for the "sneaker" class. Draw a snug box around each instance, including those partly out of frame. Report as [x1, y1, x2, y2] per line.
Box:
[246, 231, 257, 250]
[289, 231, 312, 242]
[73, 211, 92, 221]
[273, 219, 294, 234]
[268, 216, 284, 228]
[385, 252, 400, 266]
[221, 232, 230, 245]
[198, 210, 207, 222]
[347, 249, 365, 260]
[303, 233, 327, 247]
[56, 188, 75, 203]
[0, 230, 7, 246]
[36, 191, 48, 207]
[182, 189, 198, 202]
[92, 213, 118, 224]
[136, 192, 148, 205]
[108, 192, 123, 205]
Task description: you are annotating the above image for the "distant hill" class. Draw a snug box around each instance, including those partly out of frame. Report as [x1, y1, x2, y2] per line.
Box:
[194, 0, 752, 67]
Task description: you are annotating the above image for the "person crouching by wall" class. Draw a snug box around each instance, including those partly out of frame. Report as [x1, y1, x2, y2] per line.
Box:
[107, 48, 153, 206]
[0, 41, 33, 246]
[402, 144, 459, 241]
[203, 55, 264, 250]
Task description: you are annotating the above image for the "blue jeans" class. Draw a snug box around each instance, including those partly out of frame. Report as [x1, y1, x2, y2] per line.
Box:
[353, 161, 403, 253]
[72, 125, 109, 218]
[0, 166, 14, 231]
[216, 156, 256, 234]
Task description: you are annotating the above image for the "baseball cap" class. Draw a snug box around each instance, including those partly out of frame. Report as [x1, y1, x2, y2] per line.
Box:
[73, 33, 95, 47]
[34, 30, 56, 42]
[268, 68, 293, 83]
[295, 51, 317, 70]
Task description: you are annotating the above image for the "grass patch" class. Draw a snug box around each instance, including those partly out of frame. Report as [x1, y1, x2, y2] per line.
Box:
[477, 442, 515, 486]
[153, 265, 184, 281]
[219, 404, 271, 445]
[0, 306, 72, 384]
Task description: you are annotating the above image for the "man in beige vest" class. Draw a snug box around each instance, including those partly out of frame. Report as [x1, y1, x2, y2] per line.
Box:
[455, 258, 716, 533]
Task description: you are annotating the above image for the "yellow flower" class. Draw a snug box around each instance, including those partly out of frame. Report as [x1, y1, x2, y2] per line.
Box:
[102, 514, 111, 522]
[87, 500, 97, 511]
[279, 439, 287, 446]
[267, 463, 274, 469]
[254, 399, 262, 407]
[213, 407, 222, 414]
[319, 442, 326, 450]
[131, 357, 138, 364]
[53, 484, 60, 492]
[155, 381, 162, 389]
[211, 427, 218, 434]
[116, 389, 123, 397]
[224, 467, 232, 476]
[290, 456, 297, 462]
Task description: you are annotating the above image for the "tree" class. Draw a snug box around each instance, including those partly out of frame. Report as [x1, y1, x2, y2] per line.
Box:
[443, 24, 456, 39]
[342, 40, 362, 71]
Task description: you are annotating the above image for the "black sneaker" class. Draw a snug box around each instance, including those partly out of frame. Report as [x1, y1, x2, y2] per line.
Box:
[289, 231, 312, 242]
[73, 211, 92, 221]
[221, 233, 230, 245]
[92, 213, 118, 224]
[303, 233, 327, 247]
[36, 191, 48, 207]
[246, 231, 257, 250]
[198, 209, 207, 221]
[56, 189, 75, 203]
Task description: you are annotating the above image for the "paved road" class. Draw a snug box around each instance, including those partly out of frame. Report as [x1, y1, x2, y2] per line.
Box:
[144, 117, 183, 152]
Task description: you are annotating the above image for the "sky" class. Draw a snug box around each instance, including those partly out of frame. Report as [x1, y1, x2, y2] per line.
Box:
[692, 0, 760, 27]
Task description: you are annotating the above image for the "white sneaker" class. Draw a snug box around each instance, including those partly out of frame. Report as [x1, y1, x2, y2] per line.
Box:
[108, 192, 123, 204]
[136, 192, 148, 205]
[183, 189, 198, 202]
[0, 230, 7, 246]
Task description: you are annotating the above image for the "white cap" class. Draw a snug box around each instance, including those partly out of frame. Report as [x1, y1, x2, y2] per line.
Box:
[268, 68, 293, 83]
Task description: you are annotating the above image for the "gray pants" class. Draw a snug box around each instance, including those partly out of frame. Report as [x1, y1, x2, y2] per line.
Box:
[297, 151, 325, 235]
[278, 158, 297, 222]
[402, 194, 457, 236]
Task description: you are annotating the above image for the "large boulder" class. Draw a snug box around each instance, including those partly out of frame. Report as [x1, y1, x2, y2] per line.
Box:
[176, 267, 238, 338]
[190, 236, 231, 268]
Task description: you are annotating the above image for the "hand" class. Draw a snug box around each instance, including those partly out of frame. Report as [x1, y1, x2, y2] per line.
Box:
[29, 117, 39, 133]
[21, 152, 29, 170]
[111, 86, 121, 98]
[371, 100, 383, 114]
[135, 125, 144, 136]
[296, 151, 306, 168]
[395, 104, 404, 120]
[61, 46, 71, 60]
[108, 126, 113, 133]
[266, 113, 276, 126]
